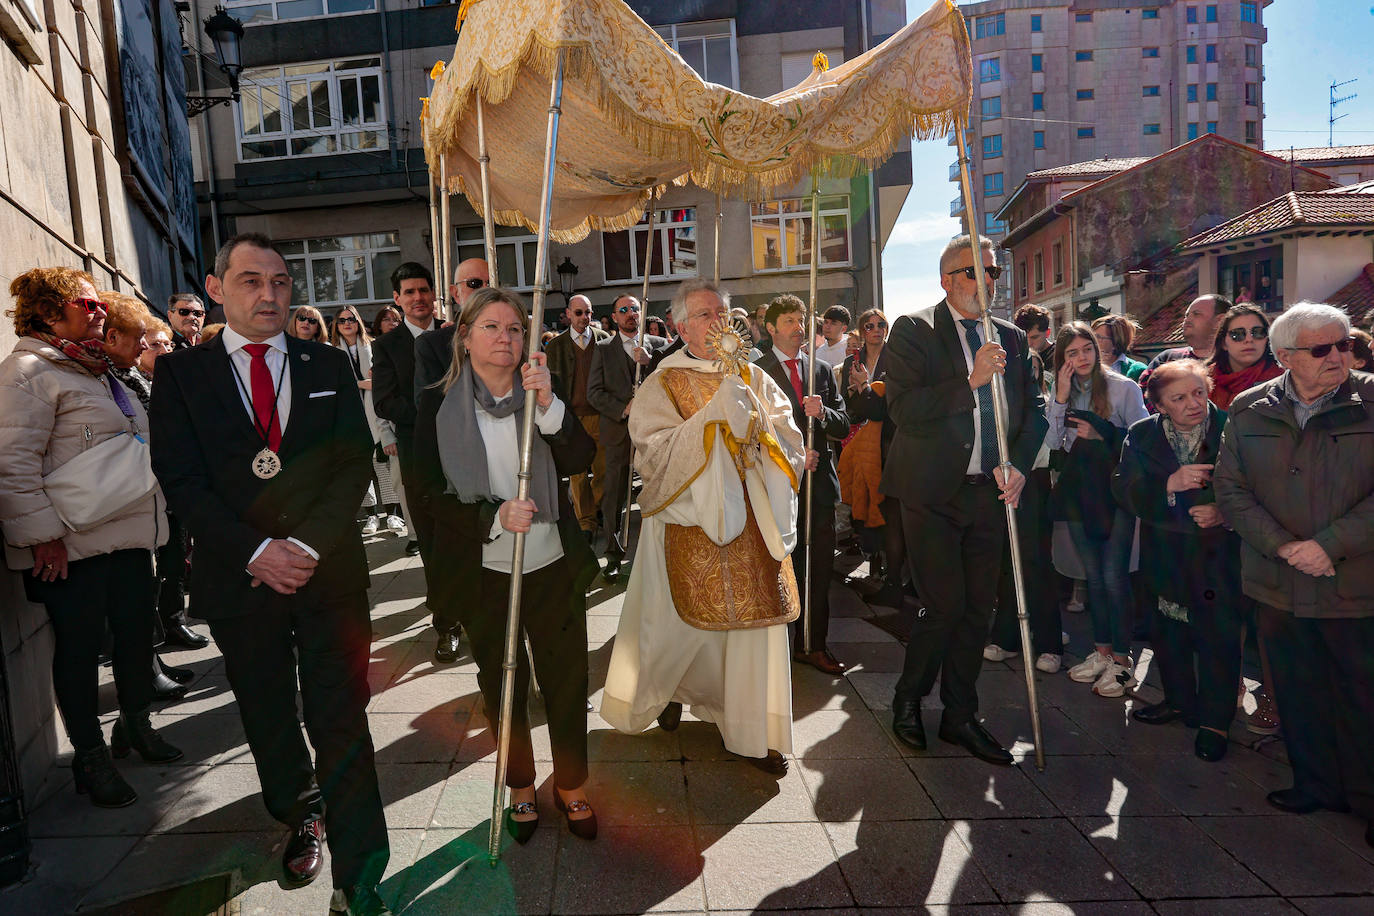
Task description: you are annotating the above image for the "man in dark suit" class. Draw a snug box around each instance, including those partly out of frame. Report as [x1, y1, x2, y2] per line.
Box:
[586, 293, 669, 579]
[546, 294, 611, 538]
[882, 235, 1047, 766]
[755, 294, 851, 675]
[414, 257, 490, 394]
[149, 234, 390, 916]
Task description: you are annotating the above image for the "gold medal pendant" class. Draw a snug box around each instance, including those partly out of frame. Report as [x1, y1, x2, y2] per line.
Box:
[252, 448, 282, 479]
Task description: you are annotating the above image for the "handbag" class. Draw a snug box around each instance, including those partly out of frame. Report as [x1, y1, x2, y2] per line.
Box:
[42, 431, 157, 531]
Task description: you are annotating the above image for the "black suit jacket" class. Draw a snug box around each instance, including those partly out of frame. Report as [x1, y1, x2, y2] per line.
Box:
[646, 336, 684, 375]
[586, 333, 670, 437]
[371, 323, 425, 434]
[149, 335, 373, 619]
[545, 327, 611, 404]
[415, 325, 457, 401]
[880, 301, 1047, 507]
[754, 349, 849, 502]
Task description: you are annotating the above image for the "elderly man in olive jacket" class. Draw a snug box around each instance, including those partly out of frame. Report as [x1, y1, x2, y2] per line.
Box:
[1214, 301, 1374, 849]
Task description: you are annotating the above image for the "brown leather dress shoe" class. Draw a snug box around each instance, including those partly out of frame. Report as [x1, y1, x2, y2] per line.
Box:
[283, 816, 326, 887]
[793, 650, 847, 676]
[745, 749, 788, 777]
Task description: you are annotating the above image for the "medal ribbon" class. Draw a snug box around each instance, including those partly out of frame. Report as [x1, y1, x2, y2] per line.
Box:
[231, 343, 285, 453]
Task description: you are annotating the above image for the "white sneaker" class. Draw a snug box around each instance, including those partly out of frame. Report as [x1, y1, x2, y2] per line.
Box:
[1093, 661, 1138, 698]
[983, 644, 1019, 662]
[385, 515, 407, 535]
[360, 516, 380, 537]
[1068, 652, 1113, 683]
[1062, 631, 1071, 646]
[1035, 653, 1062, 674]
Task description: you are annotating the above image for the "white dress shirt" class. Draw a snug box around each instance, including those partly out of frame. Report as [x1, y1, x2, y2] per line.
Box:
[405, 316, 435, 338]
[619, 331, 638, 359]
[480, 394, 568, 573]
[815, 338, 848, 371]
[948, 303, 992, 476]
[220, 325, 318, 566]
[572, 328, 592, 350]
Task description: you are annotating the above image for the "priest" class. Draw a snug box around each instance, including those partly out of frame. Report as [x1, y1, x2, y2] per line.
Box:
[600, 279, 806, 776]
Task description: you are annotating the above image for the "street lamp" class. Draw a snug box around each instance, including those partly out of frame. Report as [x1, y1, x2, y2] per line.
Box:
[556, 256, 579, 304]
[187, 6, 245, 117]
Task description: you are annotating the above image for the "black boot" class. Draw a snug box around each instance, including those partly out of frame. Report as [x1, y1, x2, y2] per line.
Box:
[72, 744, 137, 808]
[111, 711, 184, 763]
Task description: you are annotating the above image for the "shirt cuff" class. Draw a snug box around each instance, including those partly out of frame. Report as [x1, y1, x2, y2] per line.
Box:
[488, 511, 504, 543]
[286, 537, 319, 560]
[245, 537, 320, 574]
[535, 396, 566, 435]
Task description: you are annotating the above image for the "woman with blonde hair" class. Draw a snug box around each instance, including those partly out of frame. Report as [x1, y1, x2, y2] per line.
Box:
[1092, 314, 1146, 381]
[413, 287, 599, 843]
[287, 305, 327, 342]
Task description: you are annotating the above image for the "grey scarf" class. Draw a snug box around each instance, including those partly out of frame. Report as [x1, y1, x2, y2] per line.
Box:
[1162, 413, 1208, 467]
[436, 360, 559, 524]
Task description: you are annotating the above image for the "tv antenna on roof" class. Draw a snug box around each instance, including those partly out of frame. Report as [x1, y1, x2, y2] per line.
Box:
[1330, 78, 1357, 147]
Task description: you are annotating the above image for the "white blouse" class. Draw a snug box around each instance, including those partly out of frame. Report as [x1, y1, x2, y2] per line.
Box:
[477, 393, 567, 573]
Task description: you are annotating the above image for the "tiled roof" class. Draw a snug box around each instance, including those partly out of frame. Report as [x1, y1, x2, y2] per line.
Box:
[1320, 179, 1374, 194]
[1024, 157, 1149, 180]
[1326, 263, 1374, 329]
[1272, 145, 1374, 162]
[1134, 282, 1197, 350]
[1178, 191, 1374, 250]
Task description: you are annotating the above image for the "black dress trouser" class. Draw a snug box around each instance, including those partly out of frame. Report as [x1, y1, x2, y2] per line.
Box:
[395, 431, 448, 632]
[27, 549, 155, 750]
[154, 513, 190, 631]
[895, 479, 1007, 726]
[1150, 593, 1245, 733]
[990, 468, 1062, 656]
[208, 590, 389, 890]
[790, 488, 836, 653]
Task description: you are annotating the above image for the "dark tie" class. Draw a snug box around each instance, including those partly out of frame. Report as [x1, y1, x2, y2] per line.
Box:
[959, 319, 998, 474]
[785, 358, 804, 404]
[243, 343, 282, 451]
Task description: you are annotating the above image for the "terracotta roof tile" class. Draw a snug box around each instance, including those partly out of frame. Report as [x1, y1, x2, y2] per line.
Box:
[1326, 263, 1374, 329]
[1179, 191, 1374, 250]
[1134, 282, 1198, 350]
[1024, 157, 1148, 180]
[1271, 145, 1374, 162]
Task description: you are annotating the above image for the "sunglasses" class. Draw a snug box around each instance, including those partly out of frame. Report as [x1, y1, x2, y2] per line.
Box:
[1226, 326, 1267, 342]
[864, 320, 888, 331]
[71, 298, 108, 314]
[336, 315, 358, 324]
[947, 265, 1003, 281]
[570, 309, 589, 317]
[296, 316, 320, 326]
[1289, 337, 1355, 359]
[615, 304, 641, 314]
[462, 278, 487, 290]
[173, 307, 205, 318]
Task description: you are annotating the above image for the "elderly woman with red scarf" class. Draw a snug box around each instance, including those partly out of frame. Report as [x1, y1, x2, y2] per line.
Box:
[1206, 304, 1283, 411]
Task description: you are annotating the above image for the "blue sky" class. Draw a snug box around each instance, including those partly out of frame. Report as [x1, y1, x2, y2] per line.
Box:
[880, 0, 1374, 316]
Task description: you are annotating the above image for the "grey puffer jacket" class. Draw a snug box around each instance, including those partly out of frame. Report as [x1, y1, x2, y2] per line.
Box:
[1214, 371, 1374, 618]
[0, 337, 167, 570]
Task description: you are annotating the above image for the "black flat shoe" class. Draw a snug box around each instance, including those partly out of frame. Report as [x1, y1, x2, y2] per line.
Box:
[938, 719, 1013, 766]
[504, 800, 538, 845]
[1194, 728, 1228, 762]
[1131, 703, 1193, 726]
[1266, 788, 1350, 814]
[602, 559, 622, 582]
[892, 699, 926, 751]
[554, 791, 598, 841]
[657, 701, 682, 732]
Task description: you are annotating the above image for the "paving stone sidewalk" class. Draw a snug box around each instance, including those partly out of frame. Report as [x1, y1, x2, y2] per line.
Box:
[3, 536, 1372, 914]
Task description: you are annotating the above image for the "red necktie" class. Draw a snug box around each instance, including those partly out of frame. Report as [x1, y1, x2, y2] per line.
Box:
[786, 358, 804, 404]
[243, 343, 282, 451]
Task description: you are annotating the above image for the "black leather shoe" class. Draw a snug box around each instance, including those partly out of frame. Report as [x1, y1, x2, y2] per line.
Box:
[152, 669, 188, 700]
[1131, 702, 1194, 726]
[161, 624, 209, 650]
[603, 559, 622, 581]
[434, 630, 461, 664]
[657, 701, 682, 732]
[938, 719, 1014, 766]
[283, 817, 326, 887]
[1194, 728, 1229, 762]
[744, 749, 788, 777]
[111, 711, 184, 763]
[1265, 788, 1350, 814]
[404, 540, 421, 557]
[329, 885, 392, 915]
[159, 658, 195, 684]
[891, 699, 926, 751]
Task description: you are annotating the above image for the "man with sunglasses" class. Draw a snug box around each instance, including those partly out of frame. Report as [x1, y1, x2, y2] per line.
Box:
[883, 235, 1046, 766]
[1215, 302, 1374, 850]
[546, 294, 612, 540]
[167, 293, 205, 349]
[587, 294, 670, 579]
[414, 258, 490, 395]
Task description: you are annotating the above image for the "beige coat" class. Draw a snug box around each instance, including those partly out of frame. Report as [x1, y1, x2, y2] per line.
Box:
[0, 337, 167, 570]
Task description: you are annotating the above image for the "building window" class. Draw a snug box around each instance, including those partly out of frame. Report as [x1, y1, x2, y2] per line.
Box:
[1077, 89, 1094, 101]
[655, 20, 738, 89]
[1186, 45, 1197, 64]
[1207, 121, 1217, 133]
[984, 172, 1004, 196]
[974, 12, 1005, 39]
[1143, 86, 1161, 97]
[1077, 127, 1094, 139]
[1075, 50, 1093, 62]
[1241, 1, 1258, 23]
[1187, 122, 1199, 140]
[1206, 5, 1217, 22]
[1052, 241, 1063, 286]
[981, 96, 1002, 120]
[1245, 44, 1258, 68]
[280, 232, 400, 308]
[1033, 130, 1045, 150]
[1142, 8, 1159, 19]
[1018, 260, 1028, 298]
[455, 225, 546, 291]
[1206, 83, 1217, 101]
[1142, 47, 1160, 59]
[1143, 123, 1162, 135]
[983, 134, 1003, 158]
[1245, 82, 1259, 106]
[985, 212, 1006, 234]
[224, 0, 375, 24]
[1030, 13, 1042, 32]
[1031, 53, 1043, 73]
[1186, 6, 1198, 24]
[1074, 12, 1092, 23]
[1187, 84, 1198, 102]
[751, 196, 851, 272]
[1205, 44, 1217, 63]
[1245, 121, 1259, 145]
[237, 57, 386, 161]
[1032, 92, 1044, 112]
[979, 58, 1001, 83]
[1034, 252, 1044, 293]
[601, 208, 697, 284]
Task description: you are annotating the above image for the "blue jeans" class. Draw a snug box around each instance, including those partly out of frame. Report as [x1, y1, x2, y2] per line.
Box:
[1067, 510, 1135, 656]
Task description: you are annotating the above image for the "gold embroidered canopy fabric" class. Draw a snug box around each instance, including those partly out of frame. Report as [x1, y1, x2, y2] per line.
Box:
[424, 0, 972, 243]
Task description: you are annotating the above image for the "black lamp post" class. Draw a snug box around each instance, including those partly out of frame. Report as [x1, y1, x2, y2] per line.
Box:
[556, 256, 579, 304]
[187, 6, 245, 117]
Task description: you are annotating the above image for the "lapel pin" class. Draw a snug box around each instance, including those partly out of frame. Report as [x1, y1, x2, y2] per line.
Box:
[300, 353, 311, 361]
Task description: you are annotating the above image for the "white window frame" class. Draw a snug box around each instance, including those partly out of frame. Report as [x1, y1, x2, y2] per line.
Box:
[456, 227, 544, 292]
[600, 208, 699, 286]
[224, 0, 377, 26]
[750, 196, 852, 274]
[655, 19, 738, 89]
[236, 57, 386, 162]
[281, 232, 401, 309]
